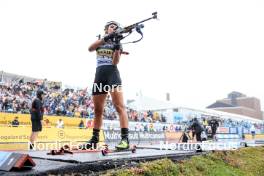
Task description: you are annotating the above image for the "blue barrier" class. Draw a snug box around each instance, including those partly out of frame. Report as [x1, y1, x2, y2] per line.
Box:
[215, 134, 241, 141]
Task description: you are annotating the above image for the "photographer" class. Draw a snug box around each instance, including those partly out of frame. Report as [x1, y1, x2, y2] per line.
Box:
[209, 117, 219, 140]
[188, 118, 205, 142]
[179, 127, 191, 143]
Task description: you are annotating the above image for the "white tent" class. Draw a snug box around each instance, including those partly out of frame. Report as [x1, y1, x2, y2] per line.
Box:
[177, 107, 263, 123]
[127, 95, 176, 111]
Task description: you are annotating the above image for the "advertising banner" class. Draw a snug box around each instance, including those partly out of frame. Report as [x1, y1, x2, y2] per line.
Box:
[0, 112, 88, 128]
[103, 130, 139, 142]
[229, 127, 238, 134]
[103, 130, 165, 143]
[0, 126, 104, 143]
[216, 127, 230, 134]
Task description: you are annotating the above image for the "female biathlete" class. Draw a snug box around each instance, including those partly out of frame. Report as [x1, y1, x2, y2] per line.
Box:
[80, 21, 129, 150]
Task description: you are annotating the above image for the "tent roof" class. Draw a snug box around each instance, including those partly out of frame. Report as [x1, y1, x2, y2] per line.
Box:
[127, 96, 176, 111]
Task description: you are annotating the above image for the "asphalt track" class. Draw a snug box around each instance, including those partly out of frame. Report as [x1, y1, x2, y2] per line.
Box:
[0, 140, 263, 176]
[0, 145, 202, 175]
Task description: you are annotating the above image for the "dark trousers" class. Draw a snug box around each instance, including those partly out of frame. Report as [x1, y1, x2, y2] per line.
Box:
[196, 132, 202, 142]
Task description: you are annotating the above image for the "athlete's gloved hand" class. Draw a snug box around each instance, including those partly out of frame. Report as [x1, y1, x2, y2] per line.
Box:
[103, 33, 116, 42]
[113, 43, 121, 50]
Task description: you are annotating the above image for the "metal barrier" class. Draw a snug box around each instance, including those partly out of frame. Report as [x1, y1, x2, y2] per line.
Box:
[103, 130, 166, 146]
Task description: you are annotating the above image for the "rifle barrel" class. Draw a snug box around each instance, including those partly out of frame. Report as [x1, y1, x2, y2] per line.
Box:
[120, 12, 157, 34]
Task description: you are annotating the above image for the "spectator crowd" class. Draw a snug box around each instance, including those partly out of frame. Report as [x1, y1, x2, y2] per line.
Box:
[0, 80, 165, 123]
[1, 78, 263, 133]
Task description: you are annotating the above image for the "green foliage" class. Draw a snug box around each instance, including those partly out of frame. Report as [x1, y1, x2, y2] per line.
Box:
[105, 146, 264, 176]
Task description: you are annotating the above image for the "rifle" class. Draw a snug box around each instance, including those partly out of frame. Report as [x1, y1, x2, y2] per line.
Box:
[118, 12, 157, 34]
[117, 12, 158, 44]
[99, 12, 158, 44]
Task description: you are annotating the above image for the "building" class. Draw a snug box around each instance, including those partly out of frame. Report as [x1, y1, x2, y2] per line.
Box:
[207, 91, 263, 120]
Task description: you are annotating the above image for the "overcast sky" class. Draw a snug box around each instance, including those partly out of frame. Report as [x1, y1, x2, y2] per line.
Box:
[1, 0, 264, 110]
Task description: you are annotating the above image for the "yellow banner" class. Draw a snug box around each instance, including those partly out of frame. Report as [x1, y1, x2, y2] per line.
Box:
[245, 134, 264, 140]
[0, 112, 92, 128]
[0, 126, 104, 143]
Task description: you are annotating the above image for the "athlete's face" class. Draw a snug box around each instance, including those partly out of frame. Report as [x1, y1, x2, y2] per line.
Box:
[107, 24, 118, 34]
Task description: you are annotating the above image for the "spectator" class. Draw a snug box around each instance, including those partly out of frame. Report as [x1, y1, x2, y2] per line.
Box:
[250, 125, 256, 139]
[202, 118, 208, 129]
[144, 124, 148, 132]
[11, 117, 19, 127]
[86, 119, 94, 128]
[79, 120, 85, 129]
[56, 119, 64, 128]
[44, 119, 51, 128]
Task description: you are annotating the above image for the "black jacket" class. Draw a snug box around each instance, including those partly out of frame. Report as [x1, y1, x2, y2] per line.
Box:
[11, 119, 19, 127]
[209, 119, 219, 130]
[30, 98, 44, 120]
[189, 119, 204, 134]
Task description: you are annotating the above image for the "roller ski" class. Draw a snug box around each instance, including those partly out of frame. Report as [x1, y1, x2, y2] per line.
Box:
[101, 140, 136, 156]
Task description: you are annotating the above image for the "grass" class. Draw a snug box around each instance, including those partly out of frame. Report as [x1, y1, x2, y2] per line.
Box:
[104, 146, 264, 176]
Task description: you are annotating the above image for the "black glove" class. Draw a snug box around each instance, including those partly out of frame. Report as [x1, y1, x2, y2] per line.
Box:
[113, 43, 121, 50]
[103, 33, 116, 42]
